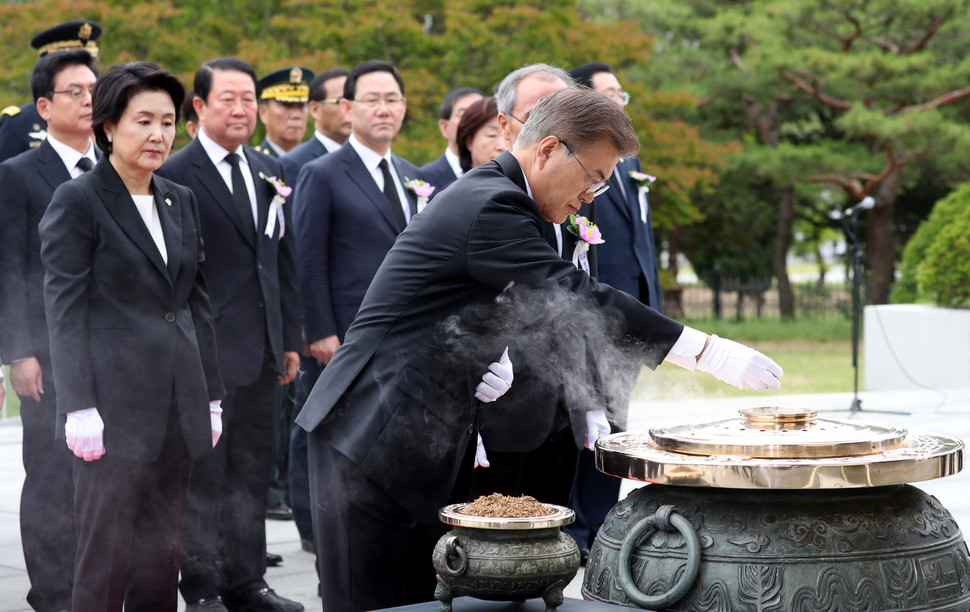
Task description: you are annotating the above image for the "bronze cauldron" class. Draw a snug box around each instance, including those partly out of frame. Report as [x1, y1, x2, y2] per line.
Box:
[582, 407, 968, 611]
[432, 503, 580, 612]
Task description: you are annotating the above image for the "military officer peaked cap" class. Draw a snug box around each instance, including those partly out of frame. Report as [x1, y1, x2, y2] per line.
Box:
[30, 20, 102, 59]
[258, 66, 314, 103]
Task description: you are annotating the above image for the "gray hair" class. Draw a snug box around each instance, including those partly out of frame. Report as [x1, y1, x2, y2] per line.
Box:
[494, 63, 575, 115]
[517, 88, 640, 159]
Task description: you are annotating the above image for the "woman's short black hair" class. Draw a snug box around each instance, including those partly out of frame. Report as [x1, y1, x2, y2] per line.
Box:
[91, 62, 185, 155]
[456, 97, 498, 173]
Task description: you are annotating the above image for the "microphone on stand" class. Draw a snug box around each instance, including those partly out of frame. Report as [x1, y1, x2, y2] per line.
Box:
[830, 196, 875, 220]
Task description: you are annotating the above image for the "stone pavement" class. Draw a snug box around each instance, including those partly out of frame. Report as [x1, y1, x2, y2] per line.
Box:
[1, 388, 968, 611]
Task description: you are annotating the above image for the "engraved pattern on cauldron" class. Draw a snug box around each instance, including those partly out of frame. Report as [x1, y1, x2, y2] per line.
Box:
[737, 565, 783, 610]
[584, 484, 970, 611]
[789, 566, 882, 611]
[668, 580, 731, 612]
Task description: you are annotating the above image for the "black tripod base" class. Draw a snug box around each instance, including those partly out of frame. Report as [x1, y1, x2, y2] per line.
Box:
[824, 395, 911, 416]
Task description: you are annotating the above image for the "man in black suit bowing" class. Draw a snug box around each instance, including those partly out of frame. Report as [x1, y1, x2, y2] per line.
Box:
[296, 87, 783, 612]
[158, 57, 303, 612]
[462, 63, 598, 508]
[0, 47, 97, 612]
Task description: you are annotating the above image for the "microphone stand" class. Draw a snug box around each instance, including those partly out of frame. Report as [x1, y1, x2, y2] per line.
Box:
[829, 205, 909, 417]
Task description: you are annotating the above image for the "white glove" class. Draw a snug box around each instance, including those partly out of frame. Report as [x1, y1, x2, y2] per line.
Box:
[473, 433, 490, 468]
[584, 410, 611, 450]
[65, 407, 106, 462]
[475, 347, 513, 402]
[210, 400, 223, 448]
[697, 334, 783, 391]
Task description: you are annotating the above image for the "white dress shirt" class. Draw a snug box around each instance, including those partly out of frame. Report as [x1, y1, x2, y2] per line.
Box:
[46, 133, 96, 178]
[131, 194, 168, 265]
[444, 147, 463, 178]
[348, 133, 411, 223]
[197, 128, 259, 228]
[314, 131, 343, 153]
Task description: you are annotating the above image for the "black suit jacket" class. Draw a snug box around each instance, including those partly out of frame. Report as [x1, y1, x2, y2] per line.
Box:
[596, 157, 663, 310]
[419, 152, 459, 195]
[293, 141, 420, 344]
[296, 151, 682, 522]
[0, 139, 80, 367]
[280, 136, 328, 186]
[159, 139, 302, 387]
[38, 158, 224, 462]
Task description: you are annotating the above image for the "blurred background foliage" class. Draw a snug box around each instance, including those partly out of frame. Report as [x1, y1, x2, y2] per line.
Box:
[4, 0, 970, 313]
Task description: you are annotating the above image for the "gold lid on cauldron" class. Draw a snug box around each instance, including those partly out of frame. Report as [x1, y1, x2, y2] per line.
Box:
[439, 503, 575, 530]
[596, 407, 963, 490]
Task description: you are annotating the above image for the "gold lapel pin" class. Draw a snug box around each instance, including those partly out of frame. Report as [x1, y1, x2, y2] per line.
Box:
[165, 198, 172, 206]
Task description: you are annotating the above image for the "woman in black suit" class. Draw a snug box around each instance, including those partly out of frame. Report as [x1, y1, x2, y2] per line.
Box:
[39, 62, 225, 611]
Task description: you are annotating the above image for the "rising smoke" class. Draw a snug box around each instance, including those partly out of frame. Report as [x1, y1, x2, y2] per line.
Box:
[434, 281, 658, 428]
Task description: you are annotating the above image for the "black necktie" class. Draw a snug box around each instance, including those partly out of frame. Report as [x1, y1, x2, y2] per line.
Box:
[379, 158, 407, 229]
[76, 157, 94, 173]
[610, 173, 627, 202]
[225, 153, 255, 234]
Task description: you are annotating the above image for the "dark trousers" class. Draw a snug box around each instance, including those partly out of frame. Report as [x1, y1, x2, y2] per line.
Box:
[267, 381, 295, 509]
[72, 404, 191, 612]
[180, 353, 279, 602]
[467, 425, 581, 506]
[563, 442, 622, 553]
[309, 435, 446, 612]
[20, 381, 76, 612]
[288, 356, 322, 542]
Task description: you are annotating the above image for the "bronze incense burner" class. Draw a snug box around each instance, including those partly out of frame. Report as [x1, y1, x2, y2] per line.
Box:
[432, 503, 580, 611]
[582, 407, 968, 611]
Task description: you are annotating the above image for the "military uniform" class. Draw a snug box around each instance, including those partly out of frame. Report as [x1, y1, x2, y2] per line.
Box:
[254, 66, 313, 161]
[254, 65, 314, 521]
[0, 20, 101, 164]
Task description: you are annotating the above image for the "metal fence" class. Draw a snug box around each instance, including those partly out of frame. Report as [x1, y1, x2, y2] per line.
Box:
[666, 281, 853, 321]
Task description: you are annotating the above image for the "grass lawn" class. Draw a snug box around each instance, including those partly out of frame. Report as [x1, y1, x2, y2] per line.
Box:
[2, 365, 20, 419]
[0, 318, 859, 419]
[632, 317, 860, 401]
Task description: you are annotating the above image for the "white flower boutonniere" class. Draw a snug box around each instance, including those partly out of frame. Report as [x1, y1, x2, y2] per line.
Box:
[404, 177, 435, 213]
[259, 172, 291, 238]
[629, 171, 657, 224]
[629, 170, 656, 193]
[566, 214, 604, 275]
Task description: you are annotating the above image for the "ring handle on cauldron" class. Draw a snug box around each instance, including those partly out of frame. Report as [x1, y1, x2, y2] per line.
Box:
[617, 505, 701, 609]
[440, 535, 468, 576]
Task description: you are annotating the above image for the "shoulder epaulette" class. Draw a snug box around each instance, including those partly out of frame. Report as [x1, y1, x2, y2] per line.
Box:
[1, 105, 22, 117]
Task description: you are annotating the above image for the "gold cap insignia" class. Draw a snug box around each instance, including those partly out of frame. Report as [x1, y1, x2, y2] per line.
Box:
[79, 23, 93, 41]
[290, 67, 302, 84]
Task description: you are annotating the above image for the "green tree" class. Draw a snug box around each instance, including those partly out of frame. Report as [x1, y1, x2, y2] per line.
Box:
[582, 0, 970, 308]
[894, 182, 970, 304]
[1, 0, 729, 246]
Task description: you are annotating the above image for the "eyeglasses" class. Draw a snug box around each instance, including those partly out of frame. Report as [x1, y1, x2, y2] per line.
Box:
[351, 96, 406, 109]
[603, 90, 631, 106]
[508, 112, 527, 125]
[317, 98, 342, 104]
[560, 140, 610, 197]
[49, 85, 94, 102]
